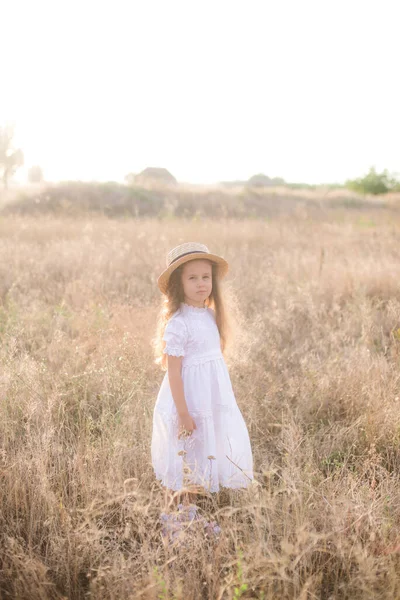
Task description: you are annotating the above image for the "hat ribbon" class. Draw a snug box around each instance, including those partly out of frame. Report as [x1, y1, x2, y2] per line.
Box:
[169, 250, 207, 266]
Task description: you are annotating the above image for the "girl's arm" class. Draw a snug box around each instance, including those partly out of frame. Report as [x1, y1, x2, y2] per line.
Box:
[167, 355, 197, 436]
[167, 355, 189, 416]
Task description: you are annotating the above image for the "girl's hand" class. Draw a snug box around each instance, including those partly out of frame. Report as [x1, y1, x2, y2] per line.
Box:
[178, 412, 197, 439]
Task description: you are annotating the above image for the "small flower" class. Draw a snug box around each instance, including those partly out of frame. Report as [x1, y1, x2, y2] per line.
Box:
[207, 455, 216, 460]
[177, 450, 187, 456]
[187, 506, 198, 520]
[213, 525, 221, 535]
[202, 519, 222, 537]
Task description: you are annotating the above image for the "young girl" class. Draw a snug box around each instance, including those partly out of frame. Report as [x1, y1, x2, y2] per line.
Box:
[151, 242, 253, 503]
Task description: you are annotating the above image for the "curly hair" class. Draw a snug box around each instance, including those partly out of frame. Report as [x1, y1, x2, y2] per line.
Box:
[152, 259, 231, 371]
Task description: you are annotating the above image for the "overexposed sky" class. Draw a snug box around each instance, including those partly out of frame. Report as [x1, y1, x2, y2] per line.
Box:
[1, 0, 399, 185]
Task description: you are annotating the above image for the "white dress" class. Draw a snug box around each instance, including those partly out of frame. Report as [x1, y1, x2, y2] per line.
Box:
[151, 302, 254, 493]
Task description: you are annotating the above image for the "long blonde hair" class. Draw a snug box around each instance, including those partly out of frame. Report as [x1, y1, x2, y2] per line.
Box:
[153, 259, 231, 371]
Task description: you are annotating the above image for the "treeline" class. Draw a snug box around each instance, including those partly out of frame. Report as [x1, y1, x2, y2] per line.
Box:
[1, 180, 394, 219]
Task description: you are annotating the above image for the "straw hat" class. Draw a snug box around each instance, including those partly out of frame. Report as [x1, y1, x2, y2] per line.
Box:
[157, 242, 229, 294]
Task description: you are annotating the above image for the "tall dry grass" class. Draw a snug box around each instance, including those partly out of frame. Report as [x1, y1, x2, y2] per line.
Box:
[1, 212, 400, 599]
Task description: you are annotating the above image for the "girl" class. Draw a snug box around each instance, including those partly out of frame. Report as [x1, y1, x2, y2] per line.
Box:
[151, 242, 253, 505]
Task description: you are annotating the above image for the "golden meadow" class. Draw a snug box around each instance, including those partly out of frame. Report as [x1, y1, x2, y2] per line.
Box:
[1, 183, 400, 599]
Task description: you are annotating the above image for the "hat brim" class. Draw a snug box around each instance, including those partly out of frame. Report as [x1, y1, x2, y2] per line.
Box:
[157, 252, 229, 295]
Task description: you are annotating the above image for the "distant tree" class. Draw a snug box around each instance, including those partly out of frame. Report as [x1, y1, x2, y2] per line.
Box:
[0, 123, 24, 189]
[28, 165, 44, 183]
[346, 166, 400, 195]
[247, 173, 272, 187]
[135, 167, 177, 185]
[270, 177, 286, 186]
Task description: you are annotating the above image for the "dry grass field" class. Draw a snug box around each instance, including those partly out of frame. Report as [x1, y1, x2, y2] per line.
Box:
[1, 208, 400, 599]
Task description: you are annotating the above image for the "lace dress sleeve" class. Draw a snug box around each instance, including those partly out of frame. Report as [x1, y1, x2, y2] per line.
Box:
[162, 317, 188, 357]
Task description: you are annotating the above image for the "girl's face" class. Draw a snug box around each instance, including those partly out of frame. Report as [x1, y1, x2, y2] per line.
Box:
[181, 259, 213, 307]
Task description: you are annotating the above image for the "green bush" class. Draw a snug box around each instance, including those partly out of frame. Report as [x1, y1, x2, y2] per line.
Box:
[346, 167, 400, 195]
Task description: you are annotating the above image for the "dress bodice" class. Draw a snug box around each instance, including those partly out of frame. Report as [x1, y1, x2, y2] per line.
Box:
[162, 302, 223, 367]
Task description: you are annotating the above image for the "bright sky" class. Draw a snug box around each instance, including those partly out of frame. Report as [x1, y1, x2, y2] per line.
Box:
[1, 0, 399, 185]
